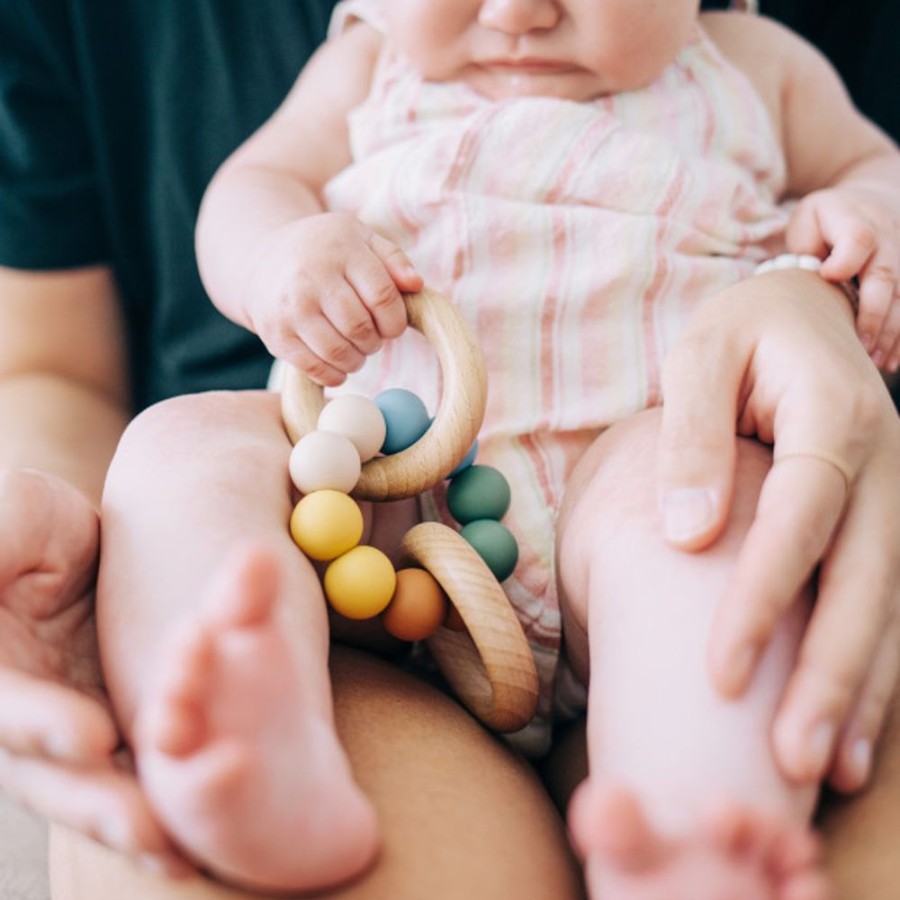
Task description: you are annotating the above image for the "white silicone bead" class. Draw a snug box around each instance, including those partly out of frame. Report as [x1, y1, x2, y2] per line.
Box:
[317, 394, 387, 463]
[289, 431, 362, 495]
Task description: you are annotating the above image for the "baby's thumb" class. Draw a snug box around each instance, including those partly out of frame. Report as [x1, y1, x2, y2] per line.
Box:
[368, 233, 423, 292]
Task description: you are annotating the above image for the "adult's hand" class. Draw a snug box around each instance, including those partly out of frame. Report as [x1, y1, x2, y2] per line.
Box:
[0, 468, 189, 875]
[658, 269, 900, 792]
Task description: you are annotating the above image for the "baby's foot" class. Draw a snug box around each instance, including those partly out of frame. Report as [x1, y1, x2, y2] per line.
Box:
[135, 546, 379, 892]
[569, 780, 831, 900]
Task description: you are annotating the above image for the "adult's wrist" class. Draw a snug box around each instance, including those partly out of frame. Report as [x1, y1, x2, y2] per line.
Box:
[753, 254, 859, 318]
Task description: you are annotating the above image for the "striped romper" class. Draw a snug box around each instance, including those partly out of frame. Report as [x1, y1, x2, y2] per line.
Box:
[321, 0, 789, 753]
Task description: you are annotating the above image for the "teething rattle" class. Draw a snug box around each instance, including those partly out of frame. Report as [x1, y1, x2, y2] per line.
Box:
[280, 288, 538, 733]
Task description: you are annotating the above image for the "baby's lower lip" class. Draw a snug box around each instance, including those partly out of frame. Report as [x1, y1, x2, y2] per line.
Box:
[481, 60, 573, 74]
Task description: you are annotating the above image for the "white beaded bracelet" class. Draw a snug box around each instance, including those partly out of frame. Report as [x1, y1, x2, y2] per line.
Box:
[753, 253, 859, 315]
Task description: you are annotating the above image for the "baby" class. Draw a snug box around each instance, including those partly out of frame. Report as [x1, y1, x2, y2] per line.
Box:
[97, 0, 900, 896]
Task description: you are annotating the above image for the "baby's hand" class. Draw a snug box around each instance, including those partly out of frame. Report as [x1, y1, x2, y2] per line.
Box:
[246, 212, 423, 386]
[787, 187, 900, 370]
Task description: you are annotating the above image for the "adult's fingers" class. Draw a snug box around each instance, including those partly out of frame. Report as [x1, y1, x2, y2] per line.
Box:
[827, 611, 900, 794]
[658, 314, 744, 550]
[708, 457, 848, 701]
[0, 750, 190, 876]
[0, 668, 117, 762]
[770, 462, 900, 783]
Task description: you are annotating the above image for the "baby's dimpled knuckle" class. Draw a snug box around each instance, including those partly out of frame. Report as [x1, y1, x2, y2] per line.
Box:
[303, 355, 340, 387]
[366, 278, 401, 314]
[345, 314, 376, 347]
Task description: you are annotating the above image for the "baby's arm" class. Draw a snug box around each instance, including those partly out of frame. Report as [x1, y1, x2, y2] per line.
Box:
[707, 13, 900, 369]
[777, 28, 900, 370]
[195, 22, 422, 386]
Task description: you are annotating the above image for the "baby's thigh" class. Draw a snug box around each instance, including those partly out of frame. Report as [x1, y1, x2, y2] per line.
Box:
[556, 407, 775, 680]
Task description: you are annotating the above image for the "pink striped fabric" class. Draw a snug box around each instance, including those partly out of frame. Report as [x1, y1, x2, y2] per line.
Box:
[323, 0, 787, 751]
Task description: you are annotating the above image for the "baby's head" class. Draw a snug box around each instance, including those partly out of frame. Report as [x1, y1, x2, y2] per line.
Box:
[380, 0, 702, 101]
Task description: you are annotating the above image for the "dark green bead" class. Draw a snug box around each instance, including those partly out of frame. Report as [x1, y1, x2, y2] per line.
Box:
[446, 465, 511, 524]
[460, 519, 519, 581]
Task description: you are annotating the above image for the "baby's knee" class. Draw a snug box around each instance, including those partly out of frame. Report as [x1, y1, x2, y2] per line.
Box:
[110, 390, 285, 489]
[558, 411, 664, 557]
[556, 409, 774, 603]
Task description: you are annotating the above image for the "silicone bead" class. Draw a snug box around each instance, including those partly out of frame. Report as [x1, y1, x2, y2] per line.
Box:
[317, 394, 387, 463]
[324, 545, 397, 620]
[459, 519, 519, 581]
[381, 568, 449, 641]
[446, 464, 511, 524]
[289, 490, 364, 561]
[289, 430, 361, 495]
[374, 389, 431, 454]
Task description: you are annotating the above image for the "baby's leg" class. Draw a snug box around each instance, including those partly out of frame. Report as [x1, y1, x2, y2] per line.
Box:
[97, 390, 379, 893]
[557, 408, 828, 899]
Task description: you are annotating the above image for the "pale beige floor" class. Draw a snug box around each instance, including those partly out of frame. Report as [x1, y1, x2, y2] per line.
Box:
[0, 795, 49, 900]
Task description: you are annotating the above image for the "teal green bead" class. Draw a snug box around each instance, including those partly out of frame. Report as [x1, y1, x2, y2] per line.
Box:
[460, 519, 519, 581]
[446, 465, 511, 524]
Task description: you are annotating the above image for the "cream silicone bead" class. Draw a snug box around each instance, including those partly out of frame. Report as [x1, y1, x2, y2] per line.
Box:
[317, 394, 386, 463]
[289, 430, 361, 495]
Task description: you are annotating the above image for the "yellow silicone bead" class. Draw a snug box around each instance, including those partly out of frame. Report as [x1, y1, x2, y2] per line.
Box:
[324, 545, 397, 620]
[289, 490, 364, 561]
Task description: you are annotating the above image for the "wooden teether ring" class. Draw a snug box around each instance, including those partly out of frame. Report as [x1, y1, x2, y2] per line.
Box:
[281, 287, 487, 501]
[401, 522, 538, 733]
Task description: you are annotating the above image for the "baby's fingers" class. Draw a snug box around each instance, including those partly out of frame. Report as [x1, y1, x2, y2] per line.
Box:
[855, 244, 899, 361]
[361, 232, 422, 339]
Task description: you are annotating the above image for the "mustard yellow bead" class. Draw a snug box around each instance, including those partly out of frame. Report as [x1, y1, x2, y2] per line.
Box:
[289, 490, 364, 561]
[324, 545, 397, 620]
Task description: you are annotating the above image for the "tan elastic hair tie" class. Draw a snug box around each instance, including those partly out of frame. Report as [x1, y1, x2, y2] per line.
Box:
[774, 450, 853, 493]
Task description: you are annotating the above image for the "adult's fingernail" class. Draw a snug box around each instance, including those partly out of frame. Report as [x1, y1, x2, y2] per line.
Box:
[662, 488, 716, 543]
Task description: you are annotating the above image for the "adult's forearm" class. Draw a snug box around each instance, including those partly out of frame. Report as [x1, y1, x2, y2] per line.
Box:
[0, 373, 128, 505]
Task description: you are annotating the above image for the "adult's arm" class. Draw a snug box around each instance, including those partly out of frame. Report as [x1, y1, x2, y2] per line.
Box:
[0, 264, 186, 872]
[658, 269, 900, 791]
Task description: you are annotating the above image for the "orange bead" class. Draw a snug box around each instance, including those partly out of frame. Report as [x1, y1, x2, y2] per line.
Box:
[381, 568, 449, 641]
